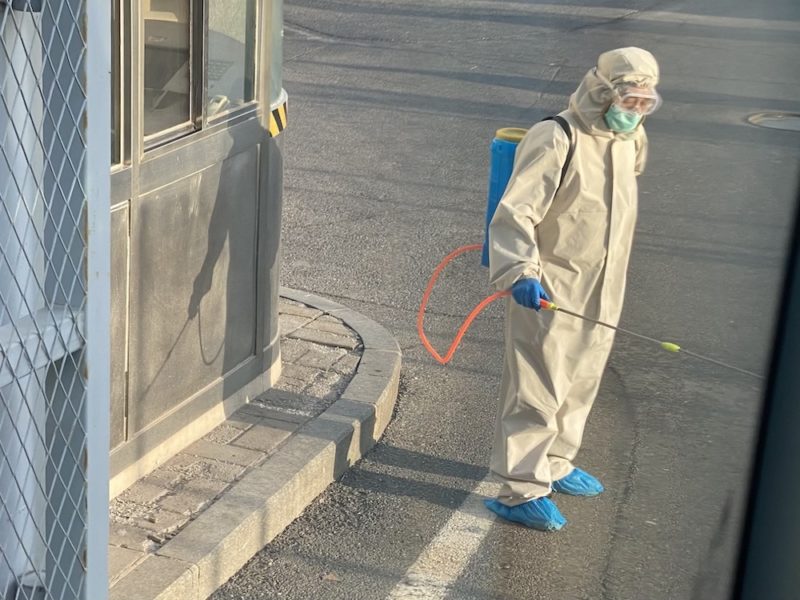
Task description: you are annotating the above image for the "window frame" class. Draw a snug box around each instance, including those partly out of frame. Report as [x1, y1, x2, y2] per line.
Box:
[111, 0, 265, 164]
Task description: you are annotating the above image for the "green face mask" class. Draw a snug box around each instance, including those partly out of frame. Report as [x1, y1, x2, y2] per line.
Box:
[604, 104, 642, 133]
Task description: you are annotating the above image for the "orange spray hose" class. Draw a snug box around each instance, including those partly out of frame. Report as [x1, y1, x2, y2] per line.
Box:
[418, 246, 763, 378]
[417, 244, 510, 365]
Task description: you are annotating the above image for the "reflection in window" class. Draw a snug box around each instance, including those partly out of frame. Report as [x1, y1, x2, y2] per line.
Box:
[143, 0, 191, 137]
[112, 0, 121, 163]
[270, 0, 283, 106]
[207, 0, 256, 117]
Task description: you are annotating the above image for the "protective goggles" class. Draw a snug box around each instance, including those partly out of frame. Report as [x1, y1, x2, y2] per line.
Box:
[595, 69, 662, 115]
[614, 86, 662, 115]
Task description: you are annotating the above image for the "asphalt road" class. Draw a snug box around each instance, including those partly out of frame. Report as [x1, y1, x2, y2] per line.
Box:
[214, 1, 800, 598]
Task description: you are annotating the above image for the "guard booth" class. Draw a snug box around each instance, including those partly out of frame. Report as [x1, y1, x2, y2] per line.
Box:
[109, 0, 287, 495]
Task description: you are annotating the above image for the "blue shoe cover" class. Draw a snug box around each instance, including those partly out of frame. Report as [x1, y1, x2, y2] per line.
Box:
[484, 497, 566, 531]
[552, 467, 604, 496]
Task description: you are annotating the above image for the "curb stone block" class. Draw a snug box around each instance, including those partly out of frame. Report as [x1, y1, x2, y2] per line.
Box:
[278, 303, 323, 319]
[203, 424, 245, 445]
[287, 327, 361, 350]
[134, 507, 190, 535]
[297, 347, 348, 370]
[234, 404, 309, 425]
[279, 338, 310, 363]
[109, 546, 145, 584]
[109, 522, 158, 552]
[357, 349, 402, 378]
[230, 419, 297, 453]
[159, 478, 230, 515]
[333, 353, 361, 374]
[183, 439, 265, 467]
[281, 363, 325, 382]
[278, 313, 312, 336]
[305, 317, 355, 337]
[118, 480, 170, 505]
[110, 555, 198, 600]
[161, 454, 247, 483]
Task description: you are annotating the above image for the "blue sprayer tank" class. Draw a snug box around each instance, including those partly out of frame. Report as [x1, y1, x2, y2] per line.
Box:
[481, 127, 528, 267]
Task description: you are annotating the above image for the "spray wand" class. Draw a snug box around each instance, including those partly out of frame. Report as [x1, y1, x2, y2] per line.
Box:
[536, 298, 762, 379]
[417, 244, 763, 380]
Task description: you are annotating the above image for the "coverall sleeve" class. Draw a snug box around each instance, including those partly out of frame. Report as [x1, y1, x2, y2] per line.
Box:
[634, 128, 649, 176]
[488, 121, 570, 291]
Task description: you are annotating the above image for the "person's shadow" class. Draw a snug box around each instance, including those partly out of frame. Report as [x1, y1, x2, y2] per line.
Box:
[186, 122, 283, 402]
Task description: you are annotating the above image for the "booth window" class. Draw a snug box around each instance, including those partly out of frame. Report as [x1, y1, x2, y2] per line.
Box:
[207, 0, 257, 117]
[112, 0, 121, 165]
[269, 0, 282, 106]
[111, 1, 259, 152]
[143, 0, 192, 139]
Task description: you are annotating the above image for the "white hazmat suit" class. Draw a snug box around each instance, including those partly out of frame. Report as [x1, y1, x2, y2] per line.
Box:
[488, 47, 659, 506]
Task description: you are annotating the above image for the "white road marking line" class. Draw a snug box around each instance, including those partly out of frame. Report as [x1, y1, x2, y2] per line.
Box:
[387, 478, 501, 600]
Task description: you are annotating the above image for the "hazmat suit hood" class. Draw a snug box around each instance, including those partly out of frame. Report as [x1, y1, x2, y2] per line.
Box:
[568, 47, 660, 140]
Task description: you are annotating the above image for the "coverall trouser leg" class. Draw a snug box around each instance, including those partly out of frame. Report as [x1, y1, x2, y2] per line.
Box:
[548, 329, 614, 480]
[490, 300, 614, 506]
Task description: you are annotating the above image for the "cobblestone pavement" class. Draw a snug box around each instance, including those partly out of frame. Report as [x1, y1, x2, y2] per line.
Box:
[108, 298, 363, 585]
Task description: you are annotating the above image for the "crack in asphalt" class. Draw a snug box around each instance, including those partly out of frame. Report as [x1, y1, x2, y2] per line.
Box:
[565, 9, 642, 33]
[285, 19, 408, 46]
[599, 364, 644, 600]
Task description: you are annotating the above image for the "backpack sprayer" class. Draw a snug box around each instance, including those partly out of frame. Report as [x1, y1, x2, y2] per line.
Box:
[417, 124, 763, 380]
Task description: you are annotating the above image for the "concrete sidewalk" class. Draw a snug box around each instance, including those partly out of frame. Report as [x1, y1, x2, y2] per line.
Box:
[108, 289, 401, 600]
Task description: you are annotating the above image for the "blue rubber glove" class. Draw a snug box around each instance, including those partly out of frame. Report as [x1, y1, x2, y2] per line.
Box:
[511, 278, 551, 311]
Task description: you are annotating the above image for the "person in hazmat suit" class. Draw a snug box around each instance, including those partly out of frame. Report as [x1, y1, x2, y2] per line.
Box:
[486, 47, 662, 531]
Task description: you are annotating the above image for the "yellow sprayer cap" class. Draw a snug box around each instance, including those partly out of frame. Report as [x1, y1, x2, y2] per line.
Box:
[495, 128, 527, 143]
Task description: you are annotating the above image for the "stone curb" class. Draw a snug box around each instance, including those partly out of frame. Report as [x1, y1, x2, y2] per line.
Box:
[110, 289, 401, 600]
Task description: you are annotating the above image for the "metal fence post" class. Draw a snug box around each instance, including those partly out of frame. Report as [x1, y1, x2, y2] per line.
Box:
[0, 0, 109, 597]
[85, 0, 111, 597]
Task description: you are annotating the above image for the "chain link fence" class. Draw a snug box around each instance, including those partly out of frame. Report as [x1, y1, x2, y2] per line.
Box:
[0, 0, 109, 598]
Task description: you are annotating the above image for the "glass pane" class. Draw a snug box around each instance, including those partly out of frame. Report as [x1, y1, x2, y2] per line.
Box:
[143, 0, 191, 136]
[270, 0, 283, 106]
[111, 0, 120, 163]
[207, 0, 256, 117]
